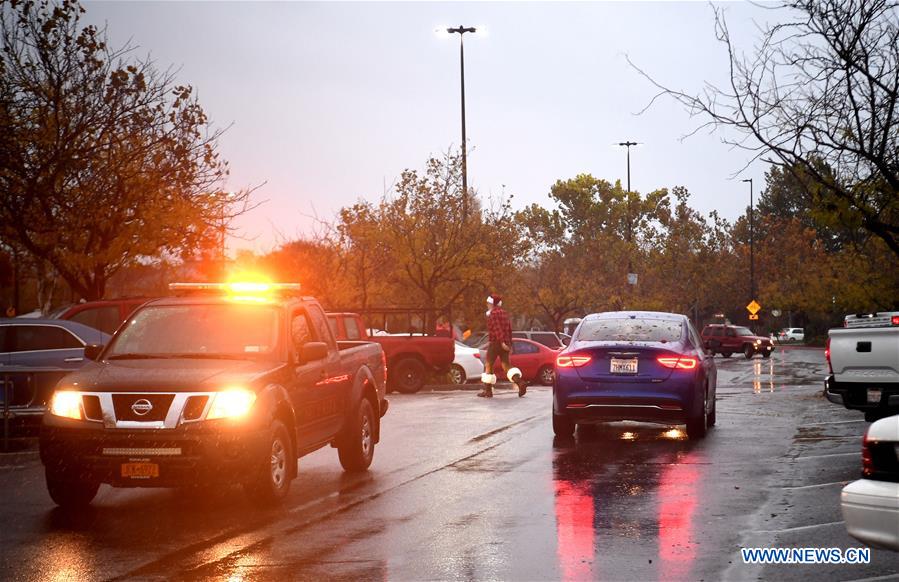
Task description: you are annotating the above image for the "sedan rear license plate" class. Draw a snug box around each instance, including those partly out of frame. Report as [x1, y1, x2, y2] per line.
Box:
[610, 358, 638, 375]
[867, 389, 882, 404]
[121, 462, 159, 479]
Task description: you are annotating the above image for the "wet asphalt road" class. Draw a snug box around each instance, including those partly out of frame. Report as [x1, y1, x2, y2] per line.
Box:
[1, 348, 897, 581]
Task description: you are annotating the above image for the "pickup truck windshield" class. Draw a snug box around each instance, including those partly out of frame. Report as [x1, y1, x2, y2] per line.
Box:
[106, 303, 280, 359]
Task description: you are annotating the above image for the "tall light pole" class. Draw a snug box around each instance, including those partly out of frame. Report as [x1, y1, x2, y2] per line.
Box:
[742, 178, 755, 301]
[445, 25, 476, 219]
[616, 141, 641, 301]
[616, 141, 640, 243]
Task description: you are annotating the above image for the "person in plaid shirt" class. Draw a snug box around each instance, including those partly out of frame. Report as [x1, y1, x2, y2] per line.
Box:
[479, 294, 526, 398]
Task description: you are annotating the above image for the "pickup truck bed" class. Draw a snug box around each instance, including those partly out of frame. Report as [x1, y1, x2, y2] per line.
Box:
[825, 313, 899, 421]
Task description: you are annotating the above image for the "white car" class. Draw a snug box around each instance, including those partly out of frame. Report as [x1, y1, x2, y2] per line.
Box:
[777, 327, 805, 342]
[841, 414, 899, 551]
[449, 340, 483, 384]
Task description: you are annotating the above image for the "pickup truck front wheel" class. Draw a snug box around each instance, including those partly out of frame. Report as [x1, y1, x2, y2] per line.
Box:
[46, 470, 99, 508]
[392, 358, 426, 393]
[338, 398, 376, 472]
[244, 420, 292, 505]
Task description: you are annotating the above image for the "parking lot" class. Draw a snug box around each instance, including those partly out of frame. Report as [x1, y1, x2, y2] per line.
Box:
[0, 347, 896, 581]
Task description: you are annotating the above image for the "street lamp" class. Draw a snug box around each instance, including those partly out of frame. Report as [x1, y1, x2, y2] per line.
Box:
[742, 178, 755, 302]
[440, 25, 478, 218]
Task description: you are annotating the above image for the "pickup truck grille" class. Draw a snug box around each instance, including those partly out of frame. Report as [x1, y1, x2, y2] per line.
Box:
[112, 394, 175, 422]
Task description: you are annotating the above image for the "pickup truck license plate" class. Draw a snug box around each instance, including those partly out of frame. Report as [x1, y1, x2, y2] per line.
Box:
[610, 358, 638, 375]
[867, 389, 882, 404]
[121, 462, 159, 479]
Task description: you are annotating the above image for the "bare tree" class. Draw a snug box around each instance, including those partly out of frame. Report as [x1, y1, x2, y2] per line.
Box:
[632, 0, 899, 257]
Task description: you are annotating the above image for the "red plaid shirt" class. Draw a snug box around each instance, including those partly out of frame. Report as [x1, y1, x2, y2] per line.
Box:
[487, 306, 512, 345]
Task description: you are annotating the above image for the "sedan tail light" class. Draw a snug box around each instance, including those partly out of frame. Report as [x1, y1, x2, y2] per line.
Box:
[825, 337, 833, 374]
[556, 355, 592, 368]
[892, 315, 899, 326]
[861, 431, 874, 478]
[657, 356, 698, 370]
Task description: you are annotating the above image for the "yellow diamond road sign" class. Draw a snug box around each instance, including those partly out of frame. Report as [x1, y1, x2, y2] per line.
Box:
[747, 300, 761, 315]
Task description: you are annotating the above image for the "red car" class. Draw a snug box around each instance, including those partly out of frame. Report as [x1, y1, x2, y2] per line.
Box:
[478, 338, 558, 385]
[700, 324, 775, 359]
[54, 298, 153, 335]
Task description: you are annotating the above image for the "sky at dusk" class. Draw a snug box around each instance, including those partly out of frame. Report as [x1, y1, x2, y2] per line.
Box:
[84, 1, 776, 254]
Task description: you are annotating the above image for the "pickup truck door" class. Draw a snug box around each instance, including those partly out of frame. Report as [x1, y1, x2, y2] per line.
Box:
[289, 309, 334, 446]
[308, 305, 353, 435]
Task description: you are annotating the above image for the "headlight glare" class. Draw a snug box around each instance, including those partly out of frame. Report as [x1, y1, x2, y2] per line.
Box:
[49, 391, 83, 420]
[207, 388, 257, 420]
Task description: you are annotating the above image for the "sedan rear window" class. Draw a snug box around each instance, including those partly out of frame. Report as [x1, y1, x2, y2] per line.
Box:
[577, 318, 683, 343]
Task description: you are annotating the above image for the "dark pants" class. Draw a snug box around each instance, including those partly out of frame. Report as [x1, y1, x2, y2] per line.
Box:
[484, 341, 512, 378]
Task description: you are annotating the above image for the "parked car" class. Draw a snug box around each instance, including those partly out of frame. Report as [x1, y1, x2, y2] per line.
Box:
[700, 324, 775, 359]
[0, 319, 110, 429]
[478, 338, 558, 386]
[40, 282, 387, 508]
[776, 327, 805, 343]
[449, 341, 483, 384]
[553, 311, 717, 440]
[825, 311, 899, 422]
[841, 414, 899, 551]
[511, 331, 567, 350]
[54, 297, 153, 335]
[326, 311, 454, 394]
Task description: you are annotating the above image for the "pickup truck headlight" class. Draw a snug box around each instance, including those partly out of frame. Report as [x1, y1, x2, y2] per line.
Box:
[49, 391, 83, 420]
[207, 388, 257, 420]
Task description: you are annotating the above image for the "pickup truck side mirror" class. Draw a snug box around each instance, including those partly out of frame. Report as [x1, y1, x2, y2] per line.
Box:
[299, 342, 329, 364]
[83, 344, 105, 361]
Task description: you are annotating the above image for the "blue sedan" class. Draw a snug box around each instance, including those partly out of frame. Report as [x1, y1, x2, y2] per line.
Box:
[552, 311, 717, 440]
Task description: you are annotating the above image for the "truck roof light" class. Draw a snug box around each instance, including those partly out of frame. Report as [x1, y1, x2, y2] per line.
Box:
[168, 282, 302, 295]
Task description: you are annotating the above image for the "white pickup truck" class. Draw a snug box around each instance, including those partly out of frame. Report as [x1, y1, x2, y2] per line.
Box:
[825, 312, 899, 422]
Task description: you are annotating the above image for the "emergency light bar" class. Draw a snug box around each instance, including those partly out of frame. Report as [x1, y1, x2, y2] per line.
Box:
[168, 282, 302, 295]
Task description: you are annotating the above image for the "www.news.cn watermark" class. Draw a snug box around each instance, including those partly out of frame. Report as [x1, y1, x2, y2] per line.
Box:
[742, 547, 871, 565]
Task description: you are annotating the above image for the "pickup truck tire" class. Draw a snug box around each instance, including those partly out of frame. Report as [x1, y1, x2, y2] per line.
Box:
[686, 390, 708, 440]
[46, 470, 99, 508]
[448, 364, 466, 385]
[392, 358, 426, 393]
[338, 398, 375, 472]
[244, 419, 292, 505]
[743, 344, 754, 359]
[552, 413, 575, 438]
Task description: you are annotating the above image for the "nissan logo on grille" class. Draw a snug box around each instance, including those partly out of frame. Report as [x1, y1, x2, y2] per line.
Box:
[131, 399, 154, 416]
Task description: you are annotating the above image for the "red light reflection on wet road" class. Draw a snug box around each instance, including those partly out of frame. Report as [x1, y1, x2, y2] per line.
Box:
[554, 479, 595, 581]
[657, 452, 701, 580]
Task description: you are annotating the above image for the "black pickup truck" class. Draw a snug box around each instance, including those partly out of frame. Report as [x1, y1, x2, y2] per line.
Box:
[39, 283, 387, 507]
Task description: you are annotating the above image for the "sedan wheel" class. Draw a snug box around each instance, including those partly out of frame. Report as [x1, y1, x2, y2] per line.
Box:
[448, 364, 466, 385]
[686, 391, 708, 440]
[538, 366, 554, 386]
